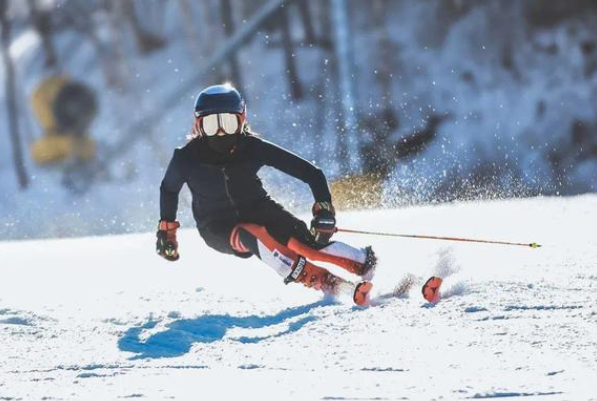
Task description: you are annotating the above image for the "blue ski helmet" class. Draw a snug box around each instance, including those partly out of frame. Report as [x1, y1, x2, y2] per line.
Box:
[194, 84, 245, 118]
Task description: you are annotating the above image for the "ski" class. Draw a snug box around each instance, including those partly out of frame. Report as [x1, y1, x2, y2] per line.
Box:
[422, 276, 443, 303]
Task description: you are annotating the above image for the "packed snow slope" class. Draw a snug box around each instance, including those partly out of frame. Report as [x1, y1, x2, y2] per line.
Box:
[1, 195, 596, 400]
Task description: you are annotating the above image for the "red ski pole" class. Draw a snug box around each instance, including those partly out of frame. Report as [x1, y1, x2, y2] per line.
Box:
[335, 228, 541, 249]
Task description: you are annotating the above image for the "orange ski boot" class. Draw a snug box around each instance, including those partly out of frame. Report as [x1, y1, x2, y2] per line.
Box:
[285, 257, 346, 294]
[286, 257, 373, 306]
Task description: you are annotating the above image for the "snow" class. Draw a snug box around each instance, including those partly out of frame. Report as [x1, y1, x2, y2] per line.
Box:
[1, 195, 596, 400]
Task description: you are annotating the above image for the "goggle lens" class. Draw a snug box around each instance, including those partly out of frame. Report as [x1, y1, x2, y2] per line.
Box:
[220, 113, 240, 134]
[202, 114, 220, 136]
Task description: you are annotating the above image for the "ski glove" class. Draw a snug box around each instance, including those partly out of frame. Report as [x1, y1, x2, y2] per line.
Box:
[310, 201, 336, 245]
[156, 220, 180, 261]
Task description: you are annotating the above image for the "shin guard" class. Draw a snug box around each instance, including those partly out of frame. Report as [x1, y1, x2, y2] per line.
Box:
[288, 238, 375, 277]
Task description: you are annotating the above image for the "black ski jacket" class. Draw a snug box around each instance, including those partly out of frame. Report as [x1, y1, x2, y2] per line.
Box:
[160, 135, 331, 228]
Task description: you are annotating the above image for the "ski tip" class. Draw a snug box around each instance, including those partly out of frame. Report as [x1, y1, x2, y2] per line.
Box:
[529, 242, 542, 248]
[354, 281, 374, 307]
[422, 276, 443, 303]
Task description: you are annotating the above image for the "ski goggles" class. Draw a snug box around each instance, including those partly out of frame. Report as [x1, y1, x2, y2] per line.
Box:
[195, 113, 246, 136]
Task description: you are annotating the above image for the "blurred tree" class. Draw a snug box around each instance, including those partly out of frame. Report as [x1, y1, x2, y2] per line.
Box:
[297, 1, 316, 45]
[331, 0, 360, 173]
[176, 0, 203, 63]
[102, 0, 135, 88]
[220, 0, 243, 88]
[26, 0, 57, 69]
[122, 0, 166, 55]
[310, 0, 336, 165]
[60, 1, 128, 88]
[246, 0, 304, 99]
[279, 6, 303, 99]
[360, 0, 400, 164]
[0, 0, 29, 189]
[525, 0, 597, 28]
[417, 0, 474, 49]
[372, 0, 393, 107]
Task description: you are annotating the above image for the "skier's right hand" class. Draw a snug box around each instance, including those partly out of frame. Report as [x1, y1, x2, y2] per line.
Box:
[156, 220, 180, 261]
[310, 201, 336, 245]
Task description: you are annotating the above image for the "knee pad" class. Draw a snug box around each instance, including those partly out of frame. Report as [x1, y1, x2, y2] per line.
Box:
[232, 223, 300, 279]
[229, 225, 255, 258]
[230, 225, 260, 255]
[287, 237, 365, 275]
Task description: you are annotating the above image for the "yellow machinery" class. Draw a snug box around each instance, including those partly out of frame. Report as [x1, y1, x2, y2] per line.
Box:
[30, 75, 97, 165]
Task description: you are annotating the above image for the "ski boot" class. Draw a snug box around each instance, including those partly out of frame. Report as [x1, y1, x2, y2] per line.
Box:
[359, 246, 377, 281]
[286, 257, 373, 306]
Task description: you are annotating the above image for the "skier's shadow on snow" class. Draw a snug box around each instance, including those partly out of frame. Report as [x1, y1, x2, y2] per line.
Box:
[118, 300, 331, 359]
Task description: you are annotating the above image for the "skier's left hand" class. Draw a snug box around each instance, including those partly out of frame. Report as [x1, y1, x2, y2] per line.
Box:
[156, 220, 180, 261]
[310, 201, 336, 245]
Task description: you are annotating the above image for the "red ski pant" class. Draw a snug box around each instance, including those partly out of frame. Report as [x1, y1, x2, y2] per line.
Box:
[230, 223, 367, 287]
[197, 200, 367, 287]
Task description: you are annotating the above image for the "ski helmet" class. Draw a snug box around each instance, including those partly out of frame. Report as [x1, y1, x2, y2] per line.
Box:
[194, 84, 246, 118]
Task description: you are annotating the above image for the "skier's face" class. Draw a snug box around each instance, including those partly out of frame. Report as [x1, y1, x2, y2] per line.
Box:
[196, 112, 245, 154]
[207, 133, 240, 154]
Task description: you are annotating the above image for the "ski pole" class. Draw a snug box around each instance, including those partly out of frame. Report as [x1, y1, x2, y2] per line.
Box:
[335, 228, 541, 248]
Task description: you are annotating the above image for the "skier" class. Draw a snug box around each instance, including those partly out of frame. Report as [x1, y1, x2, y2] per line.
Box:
[156, 84, 376, 306]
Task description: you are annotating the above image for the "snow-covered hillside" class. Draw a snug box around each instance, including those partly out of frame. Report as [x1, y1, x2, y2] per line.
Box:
[2, 1, 596, 241]
[1, 195, 596, 400]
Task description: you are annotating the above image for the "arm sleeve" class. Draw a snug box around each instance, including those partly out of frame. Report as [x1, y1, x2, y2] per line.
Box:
[257, 138, 332, 203]
[160, 149, 186, 221]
